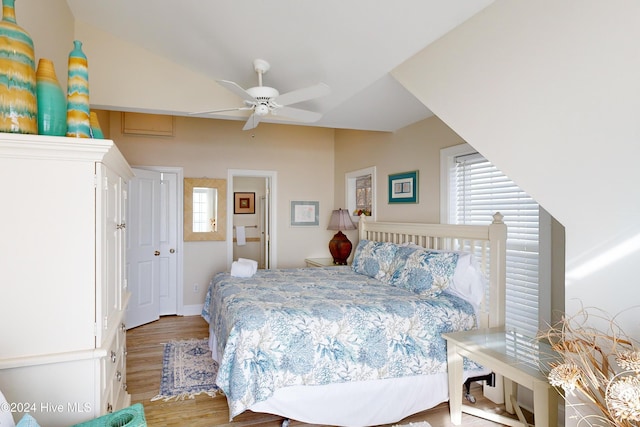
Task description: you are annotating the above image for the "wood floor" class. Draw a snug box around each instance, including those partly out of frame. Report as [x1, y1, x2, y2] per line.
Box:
[126, 315, 523, 427]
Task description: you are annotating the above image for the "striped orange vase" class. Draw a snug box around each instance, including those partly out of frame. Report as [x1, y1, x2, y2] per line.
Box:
[0, 0, 37, 134]
[36, 58, 66, 136]
[66, 40, 91, 138]
[89, 111, 104, 139]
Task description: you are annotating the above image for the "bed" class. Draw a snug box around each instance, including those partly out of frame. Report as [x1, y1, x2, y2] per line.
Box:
[201, 213, 507, 426]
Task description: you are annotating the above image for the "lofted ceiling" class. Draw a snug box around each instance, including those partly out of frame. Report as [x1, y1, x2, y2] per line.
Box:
[65, 0, 493, 132]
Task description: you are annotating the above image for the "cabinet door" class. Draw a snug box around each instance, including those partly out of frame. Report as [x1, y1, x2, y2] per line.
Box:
[96, 164, 125, 345]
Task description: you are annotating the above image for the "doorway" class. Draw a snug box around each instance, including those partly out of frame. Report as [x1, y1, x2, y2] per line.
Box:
[227, 169, 277, 270]
[127, 166, 184, 329]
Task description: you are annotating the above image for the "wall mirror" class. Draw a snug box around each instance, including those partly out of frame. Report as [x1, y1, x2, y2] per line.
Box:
[184, 178, 227, 241]
[346, 166, 376, 222]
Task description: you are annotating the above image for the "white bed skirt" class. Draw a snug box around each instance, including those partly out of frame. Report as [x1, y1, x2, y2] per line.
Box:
[208, 333, 487, 427]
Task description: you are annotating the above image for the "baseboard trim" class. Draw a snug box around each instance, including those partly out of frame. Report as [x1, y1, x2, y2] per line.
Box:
[180, 304, 204, 317]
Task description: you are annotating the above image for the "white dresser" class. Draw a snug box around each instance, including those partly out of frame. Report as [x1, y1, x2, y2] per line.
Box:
[0, 134, 133, 426]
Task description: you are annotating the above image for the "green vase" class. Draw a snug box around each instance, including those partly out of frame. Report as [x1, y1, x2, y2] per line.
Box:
[0, 0, 37, 134]
[36, 58, 66, 136]
[66, 40, 91, 138]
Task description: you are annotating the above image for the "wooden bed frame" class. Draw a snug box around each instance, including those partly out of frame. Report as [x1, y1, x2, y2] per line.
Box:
[358, 212, 507, 329]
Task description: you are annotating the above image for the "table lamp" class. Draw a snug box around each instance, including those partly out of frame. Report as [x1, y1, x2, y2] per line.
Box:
[327, 208, 356, 265]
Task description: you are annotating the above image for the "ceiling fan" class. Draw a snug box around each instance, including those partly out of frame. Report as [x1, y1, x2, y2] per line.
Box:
[193, 59, 330, 130]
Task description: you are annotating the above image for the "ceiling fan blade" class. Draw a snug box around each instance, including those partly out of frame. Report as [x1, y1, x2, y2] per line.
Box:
[189, 106, 253, 115]
[273, 82, 330, 106]
[242, 113, 261, 131]
[217, 80, 257, 102]
[276, 106, 322, 122]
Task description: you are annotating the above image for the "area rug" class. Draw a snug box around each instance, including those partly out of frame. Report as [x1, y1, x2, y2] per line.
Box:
[151, 338, 220, 401]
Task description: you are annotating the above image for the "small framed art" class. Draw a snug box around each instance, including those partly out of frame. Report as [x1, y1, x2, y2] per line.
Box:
[290, 201, 320, 226]
[388, 170, 418, 204]
[234, 192, 255, 214]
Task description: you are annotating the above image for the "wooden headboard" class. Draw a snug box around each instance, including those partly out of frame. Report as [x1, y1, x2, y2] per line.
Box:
[358, 213, 507, 329]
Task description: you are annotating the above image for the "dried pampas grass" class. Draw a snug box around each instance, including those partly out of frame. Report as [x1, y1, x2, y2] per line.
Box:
[539, 306, 640, 426]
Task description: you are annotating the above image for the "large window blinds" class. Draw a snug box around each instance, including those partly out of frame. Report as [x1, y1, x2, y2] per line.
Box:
[451, 152, 540, 338]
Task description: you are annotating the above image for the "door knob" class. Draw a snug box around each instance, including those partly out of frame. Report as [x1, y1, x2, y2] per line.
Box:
[154, 251, 160, 256]
[169, 248, 175, 254]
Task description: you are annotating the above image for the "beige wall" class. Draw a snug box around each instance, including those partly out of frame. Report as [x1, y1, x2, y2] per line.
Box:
[335, 116, 465, 223]
[106, 112, 466, 307]
[107, 113, 335, 306]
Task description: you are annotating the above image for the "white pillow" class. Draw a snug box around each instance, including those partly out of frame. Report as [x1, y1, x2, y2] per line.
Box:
[0, 389, 16, 427]
[446, 252, 486, 309]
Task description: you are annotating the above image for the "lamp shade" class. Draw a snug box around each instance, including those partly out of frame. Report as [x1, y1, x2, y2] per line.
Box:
[327, 209, 356, 265]
[327, 208, 356, 231]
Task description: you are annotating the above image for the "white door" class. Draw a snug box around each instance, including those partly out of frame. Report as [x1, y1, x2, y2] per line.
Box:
[262, 179, 271, 269]
[158, 172, 179, 315]
[126, 168, 161, 329]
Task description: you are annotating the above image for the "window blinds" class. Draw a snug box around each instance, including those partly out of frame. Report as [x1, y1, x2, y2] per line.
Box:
[452, 152, 540, 338]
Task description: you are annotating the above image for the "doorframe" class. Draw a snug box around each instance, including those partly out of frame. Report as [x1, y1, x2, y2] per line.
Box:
[227, 169, 277, 269]
[131, 165, 185, 314]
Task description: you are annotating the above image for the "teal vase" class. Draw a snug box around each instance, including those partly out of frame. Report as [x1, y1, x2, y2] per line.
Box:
[0, 0, 37, 134]
[66, 40, 91, 138]
[36, 58, 66, 136]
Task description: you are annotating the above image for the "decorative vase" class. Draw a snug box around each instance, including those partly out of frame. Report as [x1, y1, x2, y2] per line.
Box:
[36, 58, 66, 136]
[66, 40, 91, 138]
[329, 231, 352, 265]
[0, 0, 37, 134]
[89, 111, 104, 139]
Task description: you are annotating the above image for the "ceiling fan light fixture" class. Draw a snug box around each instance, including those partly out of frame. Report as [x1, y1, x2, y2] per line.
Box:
[254, 104, 269, 116]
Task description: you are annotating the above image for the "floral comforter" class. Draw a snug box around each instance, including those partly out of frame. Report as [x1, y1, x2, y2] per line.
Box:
[202, 266, 478, 419]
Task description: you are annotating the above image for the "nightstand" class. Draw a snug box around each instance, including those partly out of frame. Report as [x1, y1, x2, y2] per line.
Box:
[442, 327, 559, 427]
[305, 257, 347, 267]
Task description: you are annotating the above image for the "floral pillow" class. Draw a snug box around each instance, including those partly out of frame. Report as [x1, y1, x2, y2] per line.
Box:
[389, 249, 459, 297]
[386, 244, 421, 280]
[351, 239, 399, 282]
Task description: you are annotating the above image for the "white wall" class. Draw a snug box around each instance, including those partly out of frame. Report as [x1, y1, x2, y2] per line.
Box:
[393, 0, 640, 344]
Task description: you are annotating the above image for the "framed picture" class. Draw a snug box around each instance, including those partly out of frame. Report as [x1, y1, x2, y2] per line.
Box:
[388, 170, 418, 204]
[290, 201, 319, 226]
[234, 192, 255, 214]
